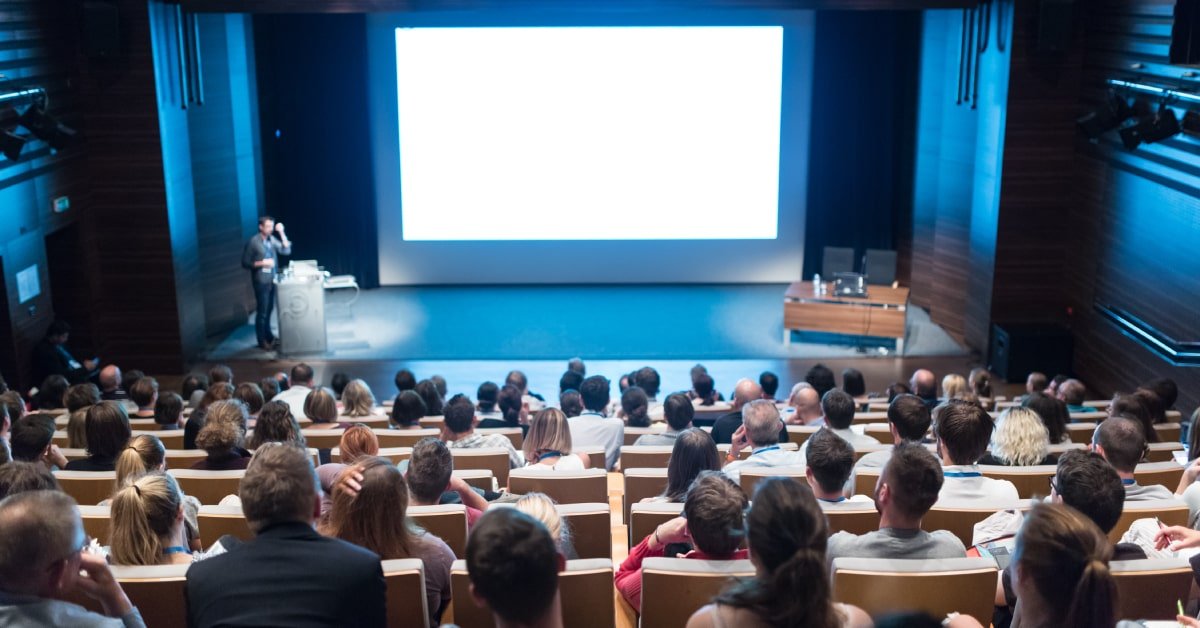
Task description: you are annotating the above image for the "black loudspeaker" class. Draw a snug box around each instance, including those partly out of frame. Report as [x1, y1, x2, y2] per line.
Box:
[83, 1, 120, 59]
[989, 324, 1074, 383]
[1037, 0, 1074, 53]
[1172, 0, 1200, 65]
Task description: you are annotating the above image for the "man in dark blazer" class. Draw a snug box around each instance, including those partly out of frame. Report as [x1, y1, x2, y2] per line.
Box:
[241, 216, 292, 351]
[186, 445, 385, 627]
[30, 320, 96, 385]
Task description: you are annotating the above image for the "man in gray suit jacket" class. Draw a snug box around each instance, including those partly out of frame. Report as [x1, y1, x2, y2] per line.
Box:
[241, 216, 292, 350]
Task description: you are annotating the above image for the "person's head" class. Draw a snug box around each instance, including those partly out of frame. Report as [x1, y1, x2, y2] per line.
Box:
[476, 381, 500, 412]
[633, 367, 660, 399]
[523, 408, 574, 463]
[414, 380, 444, 416]
[441, 394, 474, 435]
[1050, 374, 1070, 394]
[129, 376, 159, 411]
[232, 383, 264, 416]
[567, 357, 585, 376]
[466, 508, 563, 626]
[259, 377, 280, 402]
[1022, 391, 1069, 444]
[152, 392, 184, 429]
[932, 400, 994, 465]
[1133, 388, 1166, 423]
[258, 214, 275, 236]
[1058, 379, 1087, 406]
[788, 383, 821, 421]
[0, 461, 59, 499]
[805, 429, 854, 496]
[0, 391, 25, 424]
[758, 371, 779, 398]
[302, 387, 338, 423]
[338, 424, 380, 464]
[683, 471, 748, 557]
[876, 442, 943, 522]
[407, 437, 453, 505]
[559, 390, 583, 418]
[731, 378, 764, 410]
[196, 399, 249, 454]
[884, 381, 911, 402]
[1109, 393, 1157, 442]
[1090, 417, 1146, 474]
[64, 383, 101, 413]
[45, 319, 70, 343]
[1012, 503, 1115, 628]
[390, 390, 427, 428]
[98, 365, 122, 392]
[181, 374, 208, 400]
[109, 472, 185, 566]
[9, 414, 56, 463]
[820, 389, 856, 430]
[1143, 378, 1178, 409]
[1053, 450, 1125, 534]
[840, 368, 865, 398]
[504, 370, 529, 395]
[115, 434, 166, 487]
[515, 493, 570, 553]
[198, 382, 234, 409]
[909, 369, 936, 400]
[742, 399, 783, 447]
[239, 443, 319, 532]
[573, 375, 611, 414]
[618, 374, 632, 394]
[886, 394, 932, 443]
[497, 384, 525, 427]
[989, 407, 1051, 466]
[968, 368, 992, 398]
[85, 401, 131, 460]
[290, 363, 315, 388]
[804, 364, 836, 398]
[247, 400, 306, 450]
[662, 393, 695, 432]
[0, 490, 86, 597]
[324, 456, 420, 559]
[1026, 371, 1048, 395]
[692, 372, 716, 405]
[557, 371, 583, 396]
[208, 364, 233, 386]
[35, 375, 68, 410]
[621, 387, 650, 428]
[941, 374, 967, 399]
[663, 428, 721, 502]
[393, 369, 416, 393]
[330, 372, 350, 399]
[341, 379, 376, 417]
[66, 409, 88, 449]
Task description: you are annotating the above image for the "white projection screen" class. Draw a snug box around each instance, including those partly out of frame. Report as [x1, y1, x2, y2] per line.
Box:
[369, 13, 814, 284]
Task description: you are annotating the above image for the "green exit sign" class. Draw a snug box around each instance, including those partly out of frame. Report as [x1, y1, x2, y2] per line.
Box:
[52, 196, 70, 213]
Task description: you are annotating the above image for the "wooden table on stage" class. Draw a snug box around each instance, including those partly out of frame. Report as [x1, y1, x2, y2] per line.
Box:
[783, 282, 910, 351]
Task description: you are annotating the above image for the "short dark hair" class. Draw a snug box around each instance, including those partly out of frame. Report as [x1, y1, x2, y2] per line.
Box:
[683, 471, 748, 556]
[443, 394, 476, 434]
[233, 383, 265, 415]
[260, 377, 280, 401]
[1144, 378, 1178, 409]
[431, 375, 447, 398]
[390, 390, 427, 428]
[1093, 417, 1146, 473]
[663, 393, 695, 431]
[888, 394, 932, 442]
[64, 383, 101, 412]
[559, 371, 584, 394]
[882, 443, 944, 520]
[1023, 392, 1069, 444]
[1059, 379, 1087, 405]
[85, 401, 131, 460]
[9, 414, 56, 461]
[693, 373, 715, 401]
[466, 508, 559, 625]
[258, 215, 274, 226]
[634, 367, 661, 398]
[497, 385, 522, 427]
[805, 429, 855, 493]
[885, 382, 911, 402]
[208, 364, 233, 385]
[559, 391, 583, 417]
[154, 392, 184, 426]
[181, 374, 208, 399]
[759, 371, 779, 397]
[0, 392, 23, 424]
[1055, 449, 1125, 533]
[567, 358, 585, 375]
[621, 387, 650, 428]
[330, 372, 350, 398]
[805, 364, 836, 398]
[408, 438, 452, 503]
[505, 370, 528, 392]
[0, 461, 59, 499]
[933, 400, 994, 465]
[842, 368, 866, 398]
[394, 369, 416, 392]
[290, 363, 314, 385]
[821, 389, 856, 430]
[415, 380, 444, 416]
[579, 376, 610, 412]
[1110, 393, 1157, 443]
[130, 376, 159, 408]
[476, 381, 499, 412]
[1133, 388, 1166, 423]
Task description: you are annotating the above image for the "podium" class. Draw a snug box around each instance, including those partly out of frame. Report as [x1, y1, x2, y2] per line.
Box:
[277, 266, 327, 355]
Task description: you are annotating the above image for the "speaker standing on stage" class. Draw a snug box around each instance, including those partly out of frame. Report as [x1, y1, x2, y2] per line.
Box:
[242, 216, 292, 351]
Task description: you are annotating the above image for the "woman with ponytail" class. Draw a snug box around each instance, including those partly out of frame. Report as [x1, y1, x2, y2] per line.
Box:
[688, 478, 871, 628]
[109, 472, 192, 566]
[108, 434, 201, 550]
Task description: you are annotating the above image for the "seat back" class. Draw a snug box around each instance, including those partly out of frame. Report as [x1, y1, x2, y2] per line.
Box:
[197, 505, 253, 545]
[78, 505, 111, 543]
[508, 468, 608, 504]
[623, 468, 669, 522]
[373, 428, 441, 449]
[1111, 500, 1189, 543]
[332, 446, 412, 465]
[717, 442, 797, 462]
[451, 559, 615, 628]
[738, 466, 808, 499]
[109, 564, 192, 628]
[1146, 442, 1185, 463]
[853, 444, 891, 461]
[575, 446, 606, 471]
[822, 246, 855, 275]
[786, 425, 819, 446]
[629, 502, 684, 547]
[339, 416, 391, 429]
[851, 411, 890, 425]
[167, 469, 244, 505]
[450, 447, 511, 486]
[1112, 558, 1194, 620]
[832, 557, 997, 623]
[863, 423, 895, 443]
[418, 416, 444, 429]
[820, 502, 881, 536]
[54, 471, 116, 505]
[477, 427, 523, 449]
[620, 446, 674, 471]
[978, 465, 1056, 500]
[133, 429, 183, 450]
[383, 558, 430, 628]
[1134, 461, 1185, 492]
[452, 469, 495, 492]
[1065, 422, 1098, 444]
[624, 427, 655, 446]
[558, 502, 612, 561]
[855, 468, 883, 498]
[409, 504, 469, 558]
[1153, 422, 1181, 443]
[163, 449, 209, 467]
[299, 428, 344, 449]
[640, 558, 755, 625]
[923, 501, 1028, 547]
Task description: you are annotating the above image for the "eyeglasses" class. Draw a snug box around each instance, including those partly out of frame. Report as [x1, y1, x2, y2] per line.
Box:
[1048, 477, 1059, 494]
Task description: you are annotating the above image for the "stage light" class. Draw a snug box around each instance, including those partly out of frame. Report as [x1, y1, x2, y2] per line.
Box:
[18, 105, 76, 150]
[0, 128, 27, 161]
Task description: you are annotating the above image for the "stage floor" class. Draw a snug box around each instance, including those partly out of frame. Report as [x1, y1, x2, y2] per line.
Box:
[205, 284, 965, 362]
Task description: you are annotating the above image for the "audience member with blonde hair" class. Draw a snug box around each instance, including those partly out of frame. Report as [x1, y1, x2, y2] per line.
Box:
[515, 492, 576, 558]
[109, 472, 193, 566]
[65, 408, 89, 449]
[191, 400, 251, 470]
[941, 374, 968, 400]
[340, 379, 378, 418]
[523, 408, 589, 472]
[246, 400, 306, 450]
[320, 456, 454, 624]
[979, 407, 1056, 466]
[110, 434, 201, 547]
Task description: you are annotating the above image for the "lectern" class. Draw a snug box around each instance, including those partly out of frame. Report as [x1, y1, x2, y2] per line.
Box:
[276, 261, 327, 355]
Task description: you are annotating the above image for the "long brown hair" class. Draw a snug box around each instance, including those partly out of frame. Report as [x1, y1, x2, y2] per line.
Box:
[320, 456, 421, 559]
[1013, 503, 1116, 628]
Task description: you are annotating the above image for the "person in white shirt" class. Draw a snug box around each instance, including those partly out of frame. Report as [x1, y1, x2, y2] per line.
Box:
[934, 400, 1020, 502]
[854, 394, 932, 472]
[506, 370, 545, 413]
[567, 376, 623, 471]
[1091, 416, 1179, 501]
[271, 363, 315, 419]
[721, 400, 803, 485]
[785, 383, 823, 426]
[804, 429, 872, 505]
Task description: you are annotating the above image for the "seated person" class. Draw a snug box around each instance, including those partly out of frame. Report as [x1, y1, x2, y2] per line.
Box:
[633, 393, 694, 446]
[809, 389, 880, 453]
[721, 400, 803, 485]
[855, 394, 931, 471]
[128, 377, 158, 420]
[933, 401, 1019, 502]
[109, 472, 194, 565]
[153, 391, 184, 430]
[827, 443, 965, 566]
[9, 414, 69, 470]
[316, 424, 379, 518]
[475, 381, 502, 423]
[559, 390, 583, 418]
[302, 387, 350, 429]
[615, 471, 749, 610]
[65, 402, 131, 472]
[465, 509, 564, 628]
[190, 400, 252, 470]
[568, 376, 623, 471]
[441, 394, 522, 468]
[246, 400, 307, 450]
[515, 492, 577, 559]
[522, 408, 590, 472]
[0, 461, 60, 499]
[785, 383, 824, 427]
[406, 437, 489, 527]
[710, 379, 764, 443]
[804, 429, 872, 505]
[644, 428, 721, 504]
[620, 387, 651, 428]
[389, 390, 427, 430]
[0, 491, 147, 627]
[1057, 379, 1094, 413]
[1091, 417, 1176, 501]
[978, 408, 1056, 466]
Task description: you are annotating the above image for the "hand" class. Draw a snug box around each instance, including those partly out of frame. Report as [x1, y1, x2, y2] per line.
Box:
[730, 425, 749, 455]
[1178, 615, 1200, 627]
[275, 222, 285, 234]
[652, 517, 690, 549]
[261, 257, 275, 269]
[75, 552, 134, 618]
[45, 444, 68, 469]
[334, 467, 365, 498]
[1154, 525, 1200, 551]
[83, 359, 97, 371]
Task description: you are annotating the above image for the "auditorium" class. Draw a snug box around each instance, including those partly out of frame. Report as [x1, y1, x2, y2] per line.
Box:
[1, 0, 1199, 626]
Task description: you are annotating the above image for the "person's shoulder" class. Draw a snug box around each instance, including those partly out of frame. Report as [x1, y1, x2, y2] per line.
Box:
[413, 531, 456, 564]
[826, 530, 862, 549]
[929, 529, 968, 550]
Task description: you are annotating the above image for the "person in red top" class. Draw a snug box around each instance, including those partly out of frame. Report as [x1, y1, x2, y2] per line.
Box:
[615, 471, 749, 611]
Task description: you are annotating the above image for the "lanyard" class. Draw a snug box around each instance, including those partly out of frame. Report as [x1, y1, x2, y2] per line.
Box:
[1122, 478, 1136, 485]
[943, 471, 982, 478]
[751, 445, 781, 457]
[163, 546, 191, 556]
[818, 496, 847, 503]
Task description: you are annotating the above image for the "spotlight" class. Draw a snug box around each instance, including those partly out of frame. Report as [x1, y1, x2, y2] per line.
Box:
[0, 128, 27, 161]
[18, 105, 76, 150]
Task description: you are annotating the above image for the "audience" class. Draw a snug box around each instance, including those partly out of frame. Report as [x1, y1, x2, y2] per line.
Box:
[466, 509, 564, 628]
[114, 434, 168, 489]
[303, 387, 345, 429]
[184, 382, 233, 449]
[506, 369, 545, 413]
[128, 376, 158, 420]
[1024, 371, 1048, 400]
[232, 383, 264, 423]
[841, 368, 866, 400]
[558, 371, 583, 396]
[191, 400, 251, 470]
[691, 372, 721, 406]
[634, 393, 694, 446]
[559, 390, 583, 418]
[340, 379, 378, 418]
[621, 386, 651, 428]
[393, 368, 416, 393]
[721, 400, 802, 484]
[33, 375, 68, 411]
[688, 478, 871, 628]
[785, 382, 824, 426]
[186, 445, 385, 625]
[0, 460, 60, 499]
[182, 373, 208, 408]
[804, 429, 869, 504]
[9, 413, 68, 469]
[1110, 392, 1158, 443]
[941, 374, 967, 400]
[65, 402, 131, 472]
[259, 376, 280, 402]
[884, 381, 911, 402]
[1144, 377, 1178, 412]
[109, 472, 193, 566]
[855, 394, 930, 471]
[805, 363, 837, 399]
[1021, 391, 1069, 444]
[933, 401, 1019, 502]
[909, 369, 938, 408]
[646, 428, 721, 504]
[523, 408, 589, 471]
[616, 471, 749, 610]
[495, 383, 525, 428]
[330, 372, 350, 400]
[406, 438, 488, 524]
[153, 391, 184, 430]
[1090, 416, 1175, 500]
[813, 389, 879, 449]
[710, 379, 765, 444]
[476, 381, 502, 423]
[568, 376, 623, 471]
[98, 365, 128, 402]
[442, 394, 523, 468]
[389, 390, 427, 429]
[978, 407, 1055, 466]
[415, 379, 445, 416]
[759, 371, 780, 401]
[1057, 379, 1093, 413]
[515, 492, 575, 558]
[246, 400, 306, 450]
[66, 408, 88, 449]
[271, 363, 316, 418]
[968, 367, 992, 398]
[65, 382, 101, 412]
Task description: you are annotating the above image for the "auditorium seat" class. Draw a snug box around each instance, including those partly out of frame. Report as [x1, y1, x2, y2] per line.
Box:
[831, 557, 997, 623]
[68, 564, 191, 628]
[853, 444, 891, 462]
[383, 558, 430, 628]
[622, 468, 669, 522]
[639, 558, 755, 625]
[338, 416, 391, 429]
[1146, 442, 1185, 463]
[477, 427, 523, 449]
[575, 446, 606, 471]
[1110, 500, 1189, 543]
[78, 504, 111, 544]
[450, 558, 615, 628]
[509, 468, 607, 505]
[923, 501, 1028, 547]
[409, 504, 468, 559]
[717, 442, 798, 462]
[863, 423, 894, 443]
[299, 428, 344, 450]
[1154, 422, 1182, 443]
[197, 505, 253, 544]
[1045, 442, 1086, 456]
[620, 445, 673, 471]
[374, 428, 441, 449]
[624, 427, 655, 446]
[54, 470, 116, 505]
[786, 425, 820, 446]
[168, 469, 244, 505]
[1134, 461, 1185, 492]
[449, 447, 512, 486]
[53, 430, 69, 448]
[738, 466, 807, 499]
[978, 465, 1056, 500]
[134, 429, 183, 450]
[332, 446, 413, 465]
[1112, 558, 1194, 621]
[488, 501, 612, 560]
[629, 502, 684, 548]
[451, 469, 494, 493]
[418, 416, 444, 429]
[128, 418, 159, 429]
[58, 447, 89, 461]
[163, 449, 209, 466]
[851, 411, 889, 425]
[855, 468, 882, 498]
[821, 502, 881, 536]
